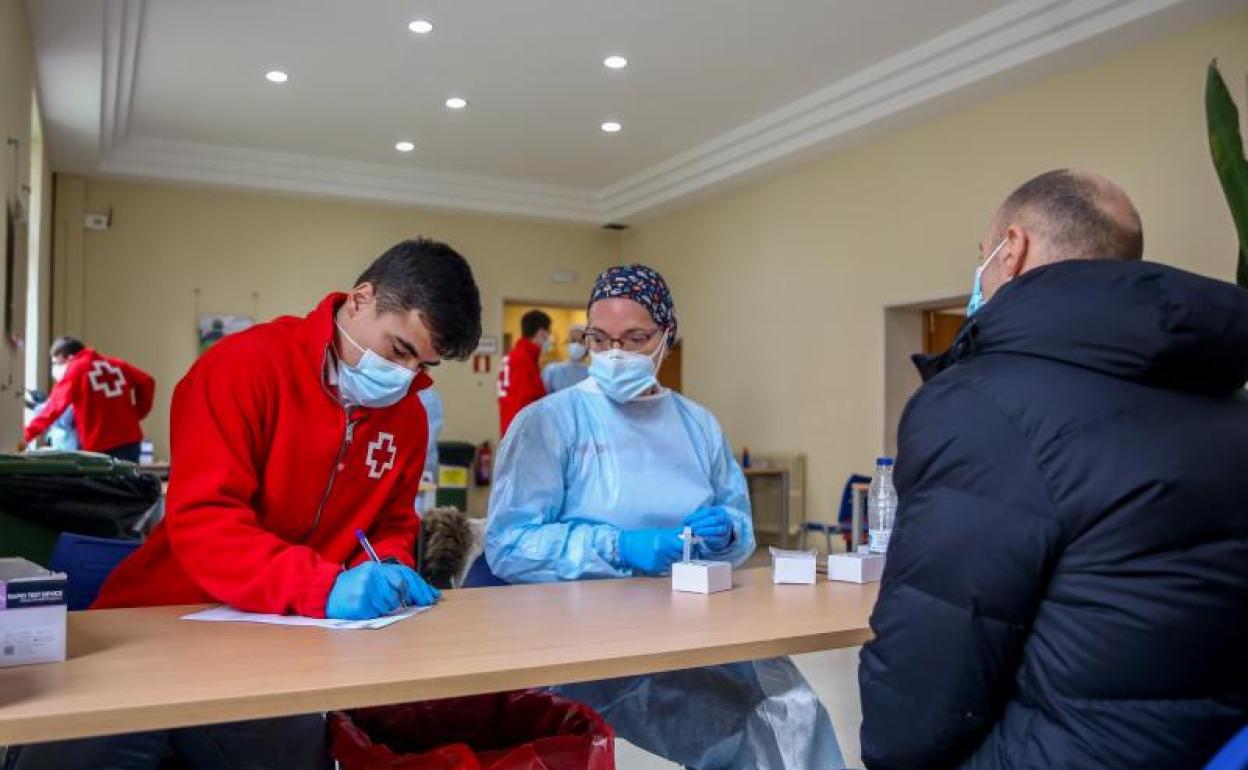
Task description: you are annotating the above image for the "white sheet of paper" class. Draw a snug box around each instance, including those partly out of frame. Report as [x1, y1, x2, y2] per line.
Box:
[181, 605, 428, 630]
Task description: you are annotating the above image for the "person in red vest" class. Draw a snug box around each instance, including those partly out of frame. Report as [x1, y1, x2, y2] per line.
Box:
[497, 309, 550, 436]
[15, 239, 482, 770]
[22, 337, 154, 462]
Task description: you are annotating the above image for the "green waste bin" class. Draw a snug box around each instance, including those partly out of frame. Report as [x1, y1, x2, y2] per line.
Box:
[0, 452, 159, 564]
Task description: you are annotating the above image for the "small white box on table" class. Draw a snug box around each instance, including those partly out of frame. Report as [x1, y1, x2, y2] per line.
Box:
[827, 551, 886, 584]
[672, 560, 733, 594]
[770, 547, 817, 584]
[0, 557, 68, 668]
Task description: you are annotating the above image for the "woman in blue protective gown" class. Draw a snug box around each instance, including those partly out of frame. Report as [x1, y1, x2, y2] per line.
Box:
[485, 264, 844, 770]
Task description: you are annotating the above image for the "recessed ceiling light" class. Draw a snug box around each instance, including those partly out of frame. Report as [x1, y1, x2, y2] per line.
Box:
[445, 96, 468, 110]
[601, 121, 622, 134]
[408, 19, 434, 34]
[265, 70, 289, 84]
[603, 55, 628, 70]
[395, 141, 415, 152]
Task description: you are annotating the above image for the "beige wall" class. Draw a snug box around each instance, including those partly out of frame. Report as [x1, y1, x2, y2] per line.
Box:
[622, 9, 1248, 523]
[53, 177, 618, 457]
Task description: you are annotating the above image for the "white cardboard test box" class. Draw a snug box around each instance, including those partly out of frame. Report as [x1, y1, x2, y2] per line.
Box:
[671, 560, 733, 594]
[827, 551, 886, 584]
[0, 557, 68, 668]
[770, 547, 818, 584]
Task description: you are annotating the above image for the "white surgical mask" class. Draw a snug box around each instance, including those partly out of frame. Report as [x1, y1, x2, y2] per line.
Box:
[567, 341, 588, 362]
[335, 322, 416, 408]
[588, 337, 667, 403]
[51, 362, 67, 382]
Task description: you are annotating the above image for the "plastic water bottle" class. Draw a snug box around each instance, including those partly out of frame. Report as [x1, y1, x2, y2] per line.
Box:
[868, 457, 897, 554]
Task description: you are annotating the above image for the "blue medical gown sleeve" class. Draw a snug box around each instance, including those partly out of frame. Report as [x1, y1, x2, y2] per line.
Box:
[417, 388, 443, 476]
[693, 414, 756, 568]
[485, 405, 630, 583]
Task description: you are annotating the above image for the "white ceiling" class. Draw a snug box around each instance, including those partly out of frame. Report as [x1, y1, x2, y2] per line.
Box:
[25, 0, 1248, 224]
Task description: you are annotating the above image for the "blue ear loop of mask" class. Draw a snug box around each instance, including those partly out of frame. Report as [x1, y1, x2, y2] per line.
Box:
[967, 238, 1008, 317]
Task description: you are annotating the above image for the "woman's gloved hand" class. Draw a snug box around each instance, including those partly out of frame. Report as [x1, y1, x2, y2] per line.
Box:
[619, 527, 686, 575]
[326, 562, 441, 619]
[683, 507, 734, 553]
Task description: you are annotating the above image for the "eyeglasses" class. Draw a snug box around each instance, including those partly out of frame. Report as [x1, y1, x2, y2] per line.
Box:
[583, 327, 662, 353]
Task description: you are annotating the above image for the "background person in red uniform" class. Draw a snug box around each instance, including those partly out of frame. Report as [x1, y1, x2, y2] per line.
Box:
[15, 239, 482, 770]
[497, 308, 550, 437]
[22, 336, 154, 462]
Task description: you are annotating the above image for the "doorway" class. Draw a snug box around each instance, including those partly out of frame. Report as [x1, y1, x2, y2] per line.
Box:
[502, 300, 683, 393]
[922, 308, 966, 355]
[882, 297, 966, 456]
[502, 300, 587, 371]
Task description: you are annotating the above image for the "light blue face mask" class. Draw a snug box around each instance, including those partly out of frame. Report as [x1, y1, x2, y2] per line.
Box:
[967, 238, 1008, 317]
[335, 322, 416, 408]
[588, 339, 666, 403]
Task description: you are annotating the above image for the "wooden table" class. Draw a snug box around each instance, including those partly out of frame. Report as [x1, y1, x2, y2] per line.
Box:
[0, 568, 877, 745]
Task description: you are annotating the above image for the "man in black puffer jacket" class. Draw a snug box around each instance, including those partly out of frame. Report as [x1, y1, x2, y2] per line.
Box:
[860, 169, 1248, 769]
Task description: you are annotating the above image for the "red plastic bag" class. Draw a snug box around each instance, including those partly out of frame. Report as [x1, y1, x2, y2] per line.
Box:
[330, 690, 615, 770]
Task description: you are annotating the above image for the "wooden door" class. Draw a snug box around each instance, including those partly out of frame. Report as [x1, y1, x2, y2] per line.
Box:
[658, 340, 682, 392]
[922, 310, 965, 355]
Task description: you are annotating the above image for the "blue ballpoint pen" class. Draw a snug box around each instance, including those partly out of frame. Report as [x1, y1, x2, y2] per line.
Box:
[355, 528, 407, 608]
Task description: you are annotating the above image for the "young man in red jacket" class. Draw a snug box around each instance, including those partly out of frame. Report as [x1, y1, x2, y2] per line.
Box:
[16, 239, 482, 770]
[22, 337, 154, 461]
[497, 309, 550, 437]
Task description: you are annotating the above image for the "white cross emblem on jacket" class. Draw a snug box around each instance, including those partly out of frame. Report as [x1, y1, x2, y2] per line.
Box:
[88, 360, 126, 398]
[366, 432, 397, 480]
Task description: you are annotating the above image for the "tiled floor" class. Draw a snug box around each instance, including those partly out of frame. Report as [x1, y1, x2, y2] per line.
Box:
[613, 646, 864, 769]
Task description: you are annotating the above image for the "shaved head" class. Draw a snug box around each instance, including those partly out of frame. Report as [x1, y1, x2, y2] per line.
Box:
[992, 169, 1143, 263]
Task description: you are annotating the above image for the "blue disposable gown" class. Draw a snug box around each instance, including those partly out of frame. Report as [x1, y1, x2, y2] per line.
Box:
[48, 406, 80, 452]
[541, 360, 590, 394]
[417, 387, 443, 477]
[485, 379, 843, 769]
[416, 388, 443, 512]
[27, 402, 78, 451]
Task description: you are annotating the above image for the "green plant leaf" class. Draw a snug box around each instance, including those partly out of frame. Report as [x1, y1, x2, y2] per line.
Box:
[1206, 60, 1248, 288]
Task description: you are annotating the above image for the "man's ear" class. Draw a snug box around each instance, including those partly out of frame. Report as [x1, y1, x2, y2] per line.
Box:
[347, 283, 376, 318]
[1000, 224, 1031, 281]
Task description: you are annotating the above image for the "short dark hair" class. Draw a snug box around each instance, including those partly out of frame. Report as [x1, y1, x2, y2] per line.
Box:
[355, 238, 482, 360]
[520, 309, 552, 339]
[998, 169, 1143, 261]
[50, 336, 84, 359]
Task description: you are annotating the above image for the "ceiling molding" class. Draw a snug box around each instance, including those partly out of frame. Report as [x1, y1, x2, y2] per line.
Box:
[99, 137, 605, 223]
[85, 0, 1212, 225]
[100, 0, 144, 154]
[597, 0, 1188, 222]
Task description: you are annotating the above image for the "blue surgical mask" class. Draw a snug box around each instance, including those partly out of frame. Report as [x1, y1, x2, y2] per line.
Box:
[567, 342, 588, 362]
[589, 339, 666, 403]
[335, 322, 416, 408]
[967, 238, 1008, 317]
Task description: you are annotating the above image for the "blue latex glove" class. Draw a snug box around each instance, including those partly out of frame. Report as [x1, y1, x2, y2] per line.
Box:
[683, 507, 734, 553]
[326, 562, 441, 620]
[393, 565, 441, 608]
[619, 527, 686, 575]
